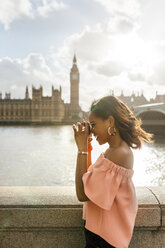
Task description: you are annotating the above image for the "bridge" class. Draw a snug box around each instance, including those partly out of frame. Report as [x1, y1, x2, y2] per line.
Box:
[132, 102, 165, 135]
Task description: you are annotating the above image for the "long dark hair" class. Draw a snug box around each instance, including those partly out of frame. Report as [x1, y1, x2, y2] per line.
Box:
[90, 95, 154, 149]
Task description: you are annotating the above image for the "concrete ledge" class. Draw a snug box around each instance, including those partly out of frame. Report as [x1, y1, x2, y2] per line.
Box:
[0, 186, 165, 248]
[0, 121, 74, 125]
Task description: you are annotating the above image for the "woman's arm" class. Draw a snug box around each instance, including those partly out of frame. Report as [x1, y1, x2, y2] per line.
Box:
[75, 150, 90, 202]
[73, 121, 91, 202]
[75, 138, 92, 201]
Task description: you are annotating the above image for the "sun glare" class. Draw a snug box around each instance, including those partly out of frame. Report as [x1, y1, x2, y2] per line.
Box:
[113, 33, 157, 69]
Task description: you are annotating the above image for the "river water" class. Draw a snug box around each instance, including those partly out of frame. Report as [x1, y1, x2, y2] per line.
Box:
[0, 126, 164, 187]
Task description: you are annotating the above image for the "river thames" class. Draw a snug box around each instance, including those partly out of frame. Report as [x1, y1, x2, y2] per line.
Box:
[0, 125, 164, 187]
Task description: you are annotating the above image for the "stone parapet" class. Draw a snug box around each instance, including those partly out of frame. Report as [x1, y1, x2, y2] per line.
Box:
[0, 186, 164, 248]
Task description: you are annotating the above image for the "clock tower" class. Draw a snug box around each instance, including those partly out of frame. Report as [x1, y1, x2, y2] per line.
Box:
[70, 54, 81, 114]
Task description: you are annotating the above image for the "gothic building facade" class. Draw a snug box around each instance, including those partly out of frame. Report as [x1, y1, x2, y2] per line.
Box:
[115, 90, 165, 109]
[110, 90, 148, 109]
[0, 55, 82, 123]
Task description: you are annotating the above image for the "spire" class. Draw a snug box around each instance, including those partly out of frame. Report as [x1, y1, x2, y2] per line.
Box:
[60, 85, 62, 94]
[73, 53, 77, 64]
[26, 85, 28, 93]
[71, 53, 79, 73]
[25, 85, 29, 99]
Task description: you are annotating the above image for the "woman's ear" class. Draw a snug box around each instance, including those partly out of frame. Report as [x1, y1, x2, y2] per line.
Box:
[108, 115, 115, 126]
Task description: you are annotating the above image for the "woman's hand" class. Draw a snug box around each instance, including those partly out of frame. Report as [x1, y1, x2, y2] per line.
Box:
[72, 119, 90, 151]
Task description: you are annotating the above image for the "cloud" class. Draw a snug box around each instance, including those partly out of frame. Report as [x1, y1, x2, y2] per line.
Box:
[50, 4, 141, 72]
[116, 17, 135, 34]
[0, 54, 58, 98]
[51, 19, 142, 79]
[65, 25, 112, 62]
[23, 53, 53, 80]
[37, 0, 67, 17]
[0, 0, 33, 30]
[149, 59, 165, 86]
[128, 72, 146, 82]
[51, 23, 117, 67]
[93, 0, 140, 19]
[155, 41, 165, 60]
[89, 60, 125, 77]
[0, 0, 67, 30]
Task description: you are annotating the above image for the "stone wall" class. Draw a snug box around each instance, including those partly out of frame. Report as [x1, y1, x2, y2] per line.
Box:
[0, 186, 164, 248]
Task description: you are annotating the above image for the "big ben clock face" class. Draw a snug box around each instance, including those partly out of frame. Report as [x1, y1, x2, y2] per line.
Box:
[72, 74, 78, 80]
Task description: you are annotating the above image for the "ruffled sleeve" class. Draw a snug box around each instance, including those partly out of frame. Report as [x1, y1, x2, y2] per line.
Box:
[82, 153, 133, 210]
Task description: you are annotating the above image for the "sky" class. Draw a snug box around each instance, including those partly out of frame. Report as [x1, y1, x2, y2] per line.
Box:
[0, 0, 165, 111]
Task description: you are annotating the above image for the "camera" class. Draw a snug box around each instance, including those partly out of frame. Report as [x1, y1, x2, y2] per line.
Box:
[81, 121, 93, 135]
[88, 122, 93, 135]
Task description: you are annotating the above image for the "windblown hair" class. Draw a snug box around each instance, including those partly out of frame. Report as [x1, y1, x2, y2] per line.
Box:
[90, 95, 154, 149]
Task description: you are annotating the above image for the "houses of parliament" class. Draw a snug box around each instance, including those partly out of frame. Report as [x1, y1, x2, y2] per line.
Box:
[0, 55, 82, 124]
[0, 55, 165, 124]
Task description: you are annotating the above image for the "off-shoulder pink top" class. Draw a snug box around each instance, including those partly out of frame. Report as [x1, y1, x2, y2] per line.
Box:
[82, 152, 138, 248]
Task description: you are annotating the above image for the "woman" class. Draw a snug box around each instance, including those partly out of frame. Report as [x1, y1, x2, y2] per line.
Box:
[72, 94, 154, 248]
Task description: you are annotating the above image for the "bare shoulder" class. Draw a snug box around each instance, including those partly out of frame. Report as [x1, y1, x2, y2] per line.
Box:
[105, 143, 134, 170]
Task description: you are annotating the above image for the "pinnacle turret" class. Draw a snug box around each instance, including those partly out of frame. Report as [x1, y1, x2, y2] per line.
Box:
[73, 54, 77, 64]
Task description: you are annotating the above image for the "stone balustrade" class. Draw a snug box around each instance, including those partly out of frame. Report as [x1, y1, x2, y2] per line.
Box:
[0, 186, 164, 248]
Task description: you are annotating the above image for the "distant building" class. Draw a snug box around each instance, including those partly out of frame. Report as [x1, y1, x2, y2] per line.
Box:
[115, 90, 148, 108]
[109, 89, 148, 110]
[110, 89, 165, 109]
[149, 91, 165, 104]
[0, 55, 83, 124]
